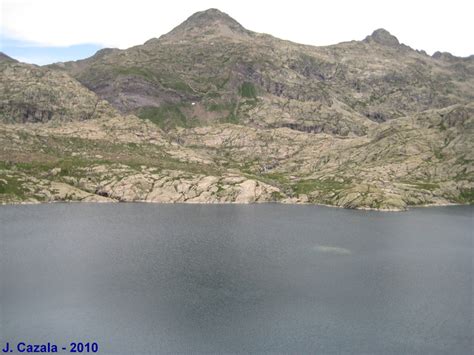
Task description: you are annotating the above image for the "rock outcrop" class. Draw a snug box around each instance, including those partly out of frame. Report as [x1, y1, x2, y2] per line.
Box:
[0, 61, 116, 123]
[364, 28, 400, 46]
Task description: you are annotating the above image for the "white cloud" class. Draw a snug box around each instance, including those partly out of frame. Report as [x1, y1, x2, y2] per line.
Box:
[2, 0, 473, 56]
[10, 56, 53, 65]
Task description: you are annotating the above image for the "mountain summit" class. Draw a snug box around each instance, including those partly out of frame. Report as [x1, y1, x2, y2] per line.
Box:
[364, 28, 400, 46]
[162, 8, 251, 40]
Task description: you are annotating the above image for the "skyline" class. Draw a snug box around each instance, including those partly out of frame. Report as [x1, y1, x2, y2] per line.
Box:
[1, 0, 474, 65]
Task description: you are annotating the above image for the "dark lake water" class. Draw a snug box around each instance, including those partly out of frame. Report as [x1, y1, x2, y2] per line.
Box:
[1, 204, 472, 354]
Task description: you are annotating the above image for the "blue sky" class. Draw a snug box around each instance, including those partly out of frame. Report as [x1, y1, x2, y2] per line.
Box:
[1, 0, 473, 65]
[0, 37, 104, 65]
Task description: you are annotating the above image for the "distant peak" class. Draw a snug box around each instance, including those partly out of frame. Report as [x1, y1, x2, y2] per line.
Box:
[161, 8, 250, 40]
[88, 48, 121, 61]
[94, 48, 119, 57]
[186, 8, 240, 24]
[196, 8, 228, 17]
[364, 28, 400, 46]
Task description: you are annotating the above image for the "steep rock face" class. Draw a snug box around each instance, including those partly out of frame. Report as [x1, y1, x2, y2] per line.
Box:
[0, 60, 116, 123]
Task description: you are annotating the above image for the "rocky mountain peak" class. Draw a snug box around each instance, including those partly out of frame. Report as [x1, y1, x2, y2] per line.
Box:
[364, 28, 400, 46]
[162, 8, 250, 40]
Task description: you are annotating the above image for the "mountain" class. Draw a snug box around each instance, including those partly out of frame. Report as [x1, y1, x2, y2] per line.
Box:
[49, 9, 473, 134]
[1, 9, 473, 209]
[0, 59, 117, 123]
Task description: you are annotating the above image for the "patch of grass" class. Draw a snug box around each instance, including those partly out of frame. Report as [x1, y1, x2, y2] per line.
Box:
[0, 175, 26, 198]
[454, 170, 473, 182]
[456, 156, 472, 166]
[225, 111, 240, 124]
[456, 188, 474, 204]
[216, 101, 240, 124]
[402, 181, 440, 191]
[1, 158, 90, 176]
[207, 102, 231, 112]
[205, 92, 221, 99]
[263, 172, 290, 184]
[293, 178, 348, 195]
[239, 82, 257, 98]
[114, 67, 156, 81]
[166, 81, 193, 93]
[205, 100, 243, 124]
[158, 74, 194, 93]
[138, 104, 189, 130]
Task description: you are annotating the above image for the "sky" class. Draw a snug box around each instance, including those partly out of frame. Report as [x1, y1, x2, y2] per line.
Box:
[1, 0, 473, 65]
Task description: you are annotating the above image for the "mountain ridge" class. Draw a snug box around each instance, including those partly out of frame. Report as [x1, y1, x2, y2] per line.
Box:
[49, 9, 473, 63]
[46, 16, 473, 132]
[0, 9, 472, 209]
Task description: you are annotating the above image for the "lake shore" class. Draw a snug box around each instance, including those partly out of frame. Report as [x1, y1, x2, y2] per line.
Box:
[0, 198, 466, 212]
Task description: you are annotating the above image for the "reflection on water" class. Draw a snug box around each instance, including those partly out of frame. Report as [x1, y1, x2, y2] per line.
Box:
[313, 244, 352, 255]
[1, 204, 472, 354]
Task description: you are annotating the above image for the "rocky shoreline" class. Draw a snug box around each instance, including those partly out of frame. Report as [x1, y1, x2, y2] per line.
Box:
[1, 198, 466, 212]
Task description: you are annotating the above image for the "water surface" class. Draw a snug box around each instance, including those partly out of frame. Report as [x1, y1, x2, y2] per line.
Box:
[1, 204, 472, 354]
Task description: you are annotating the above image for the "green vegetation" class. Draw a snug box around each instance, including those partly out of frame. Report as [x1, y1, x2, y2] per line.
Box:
[224, 111, 239, 124]
[114, 67, 156, 81]
[205, 91, 221, 99]
[207, 102, 232, 112]
[165, 80, 193, 93]
[262, 172, 290, 185]
[293, 178, 348, 195]
[138, 104, 190, 130]
[0, 158, 95, 181]
[457, 188, 474, 204]
[402, 181, 440, 191]
[216, 101, 239, 124]
[0, 175, 26, 198]
[239, 82, 257, 98]
[158, 74, 194, 93]
[204, 100, 243, 124]
[270, 191, 284, 201]
[433, 148, 444, 159]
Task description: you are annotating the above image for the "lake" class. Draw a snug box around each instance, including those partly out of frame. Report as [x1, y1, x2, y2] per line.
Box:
[0, 204, 472, 354]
